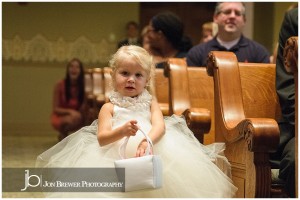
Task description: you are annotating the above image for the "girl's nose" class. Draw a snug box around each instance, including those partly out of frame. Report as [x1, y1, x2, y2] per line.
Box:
[128, 75, 135, 83]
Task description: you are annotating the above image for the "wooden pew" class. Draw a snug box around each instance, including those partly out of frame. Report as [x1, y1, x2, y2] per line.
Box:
[164, 58, 211, 143]
[154, 68, 170, 116]
[207, 51, 280, 197]
[83, 68, 106, 124]
[92, 68, 105, 108]
[84, 68, 93, 98]
[84, 68, 98, 124]
[103, 67, 113, 103]
[84, 68, 94, 108]
[284, 36, 298, 198]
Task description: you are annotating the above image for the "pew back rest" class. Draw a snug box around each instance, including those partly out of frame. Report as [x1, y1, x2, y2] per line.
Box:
[165, 58, 212, 143]
[239, 63, 281, 120]
[84, 68, 93, 96]
[155, 68, 169, 116]
[187, 64, 280, 144]
[166, 58, 281, 145]
[187, 67, 214, 144]
[92, 68, 104, 97]
[103, 67, 113, 102]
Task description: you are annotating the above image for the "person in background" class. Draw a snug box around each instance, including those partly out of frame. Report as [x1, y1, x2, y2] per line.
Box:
[141, 25, 160, 58]
[270, 7, 298, 198]
[51, 58, 86, 141]
[146, 11, 193, 68]
[117, 21, 142, 48]
[200, 22, 218, 43]
[187, 2, 270, 66]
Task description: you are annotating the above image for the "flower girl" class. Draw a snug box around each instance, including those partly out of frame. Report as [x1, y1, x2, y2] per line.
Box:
[37, 45, 237, 197]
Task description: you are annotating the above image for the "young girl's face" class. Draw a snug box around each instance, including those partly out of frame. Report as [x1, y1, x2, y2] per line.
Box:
[114, 58, 148, 97]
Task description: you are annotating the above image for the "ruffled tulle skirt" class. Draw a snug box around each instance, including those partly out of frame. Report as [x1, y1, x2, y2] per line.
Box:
[36, 115, 237, 198]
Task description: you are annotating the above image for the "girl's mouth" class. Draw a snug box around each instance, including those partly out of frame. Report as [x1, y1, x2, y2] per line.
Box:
[125, 86, 135, 90]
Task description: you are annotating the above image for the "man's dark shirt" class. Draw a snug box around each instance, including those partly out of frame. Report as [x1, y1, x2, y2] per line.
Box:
[155, 51, 187, 69]
[186, 35, 270, 66]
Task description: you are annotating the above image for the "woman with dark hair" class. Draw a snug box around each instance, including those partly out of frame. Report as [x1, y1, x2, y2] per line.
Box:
[146, 11, 192, 68]
[51, 58, 86, 141]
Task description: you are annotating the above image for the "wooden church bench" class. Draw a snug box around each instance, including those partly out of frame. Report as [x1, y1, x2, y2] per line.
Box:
[83, 68, 106, 124]
[84, 68, 94, 108]
[103, 67, 113, 103]
[163, 58, 211, 143]
[83, 68, 98, 124]
[206, 51, 281, 198]
[92, 68, 106, 109]
[154, 68, 170, 116]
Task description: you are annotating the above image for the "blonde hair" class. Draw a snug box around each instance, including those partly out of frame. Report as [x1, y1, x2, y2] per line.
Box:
[202, 22, 218, 37]
[109, 45, 156, 95]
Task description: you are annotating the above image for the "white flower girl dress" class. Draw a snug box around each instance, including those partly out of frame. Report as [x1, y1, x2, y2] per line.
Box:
[36, 90, 237, 198]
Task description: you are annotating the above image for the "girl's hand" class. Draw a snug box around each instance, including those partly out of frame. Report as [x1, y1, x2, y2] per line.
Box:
[120, 120, 139, 137]
[136, 139, 153, 157]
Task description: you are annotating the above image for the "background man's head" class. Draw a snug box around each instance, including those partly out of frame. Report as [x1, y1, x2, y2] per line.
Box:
[213, 2, 246, 37]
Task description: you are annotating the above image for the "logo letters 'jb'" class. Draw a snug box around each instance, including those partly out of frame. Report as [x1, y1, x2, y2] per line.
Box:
[21, 170, 42, 191]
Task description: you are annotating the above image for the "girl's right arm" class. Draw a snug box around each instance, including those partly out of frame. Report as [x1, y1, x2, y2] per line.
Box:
[97, 103, 138, 146]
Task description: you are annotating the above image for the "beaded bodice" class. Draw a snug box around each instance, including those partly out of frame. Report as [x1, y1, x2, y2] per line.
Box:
[109, 90, 152, 133]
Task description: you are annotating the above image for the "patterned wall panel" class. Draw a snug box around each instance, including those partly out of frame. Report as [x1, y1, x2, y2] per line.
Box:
[3, 34, 117, 64]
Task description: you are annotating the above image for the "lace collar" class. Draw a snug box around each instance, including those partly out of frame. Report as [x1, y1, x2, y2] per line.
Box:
[109, 90, 152, 109]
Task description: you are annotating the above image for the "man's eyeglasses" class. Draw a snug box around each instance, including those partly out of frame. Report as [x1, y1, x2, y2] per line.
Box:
[218, 9, 244, 17]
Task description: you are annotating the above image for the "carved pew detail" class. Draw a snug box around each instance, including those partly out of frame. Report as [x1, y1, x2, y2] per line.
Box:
[207, 51, 280, 197]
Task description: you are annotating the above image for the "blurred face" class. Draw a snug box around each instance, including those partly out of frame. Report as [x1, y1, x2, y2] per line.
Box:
[214, 2, 245, 35]
[127, 24, 138, 38]
[202, 29, 213, 43]
[142, 31, 150, 46]
[146, 22, 161, 48]
[68, 60, 81, 81]
[114, 58, 148, 97]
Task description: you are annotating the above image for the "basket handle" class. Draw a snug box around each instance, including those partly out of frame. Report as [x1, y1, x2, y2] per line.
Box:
[119, 127, 153, 159]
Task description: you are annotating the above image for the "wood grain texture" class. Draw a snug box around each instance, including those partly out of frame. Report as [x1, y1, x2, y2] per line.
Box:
[154, 68, 169, 116]
[164, 58, 211, 143]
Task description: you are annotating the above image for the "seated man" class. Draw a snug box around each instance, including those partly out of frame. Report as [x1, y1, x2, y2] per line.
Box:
[186, 2, 270, 66]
